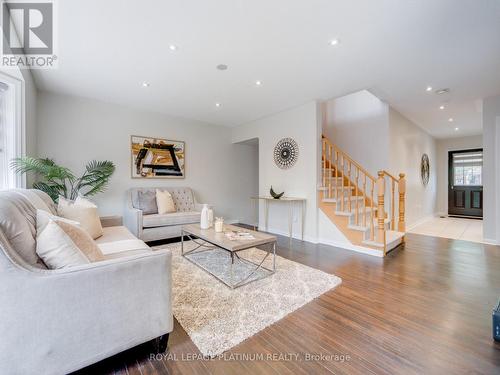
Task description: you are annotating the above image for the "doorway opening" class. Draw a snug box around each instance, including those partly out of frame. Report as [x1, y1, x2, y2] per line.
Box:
[448, 149, 483, 218]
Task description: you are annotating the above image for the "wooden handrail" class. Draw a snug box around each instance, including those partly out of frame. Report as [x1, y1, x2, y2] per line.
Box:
[380, 170, 400, 182]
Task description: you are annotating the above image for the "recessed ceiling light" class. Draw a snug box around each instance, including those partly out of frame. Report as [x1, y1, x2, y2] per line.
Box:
[169, 45, 178, 51]
[448, 118, 454, 122]
[215, 102, 221, 107]
[142, 81, 150, 87]
[329, 39, 340, 46]
[454, 127, 459, 131]
[255, 80, 262, 86]
[216, 64, 228, 71]
[426, 86, 433, 92]
[439, 105, 445, 110]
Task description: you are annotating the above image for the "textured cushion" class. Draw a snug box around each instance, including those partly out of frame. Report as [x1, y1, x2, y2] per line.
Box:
[168, 187, 196, 212]
[58, 196, 103, 239]
[156, 189, 176, 214]
[56, 221, 104, 262]
[0, 191, 45, 268]
[143, 211, 201, 228]
[36, 211, 94, 269]
[130, 187, 196, 213]
[132, 190, 158, 214]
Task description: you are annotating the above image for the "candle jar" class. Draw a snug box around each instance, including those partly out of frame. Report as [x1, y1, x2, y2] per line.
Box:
[214, 217, 224, 233]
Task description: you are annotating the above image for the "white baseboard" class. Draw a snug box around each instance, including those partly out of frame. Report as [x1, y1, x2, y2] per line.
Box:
[251, 224, 383, 257]
[317, 238, 384, 257]
[406, 213, 439, 231]
[483, 238, 498, 245]
[233, 223, 386, 257]
[257, 226, 319, 244]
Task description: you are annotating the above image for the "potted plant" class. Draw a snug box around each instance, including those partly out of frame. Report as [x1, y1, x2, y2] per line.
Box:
[10, 157, 115, 202]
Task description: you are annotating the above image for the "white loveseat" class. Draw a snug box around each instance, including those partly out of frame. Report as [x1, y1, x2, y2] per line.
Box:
[0, 189, 173, 375]
[124, 187, 204, 242]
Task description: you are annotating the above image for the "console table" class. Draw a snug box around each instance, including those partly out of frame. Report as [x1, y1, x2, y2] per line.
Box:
[251, 196, 306, 246]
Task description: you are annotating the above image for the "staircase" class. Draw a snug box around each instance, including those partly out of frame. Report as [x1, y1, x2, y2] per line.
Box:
[320, 135, 406, 256]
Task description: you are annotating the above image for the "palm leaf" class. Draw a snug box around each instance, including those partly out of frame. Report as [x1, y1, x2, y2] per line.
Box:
[75, 160, 115, 197]
[32, 181, 64, 202]
[10, 157, 75, 182]
[11, 157, 115, 200]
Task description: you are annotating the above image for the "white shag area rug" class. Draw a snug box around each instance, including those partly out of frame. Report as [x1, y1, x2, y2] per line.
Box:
[154, 241, 342, 357]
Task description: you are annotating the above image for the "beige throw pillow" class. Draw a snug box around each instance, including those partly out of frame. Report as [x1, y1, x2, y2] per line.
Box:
[156, 189, 176, 214]
[58, 196, 103, 239]
[36, 210, 104, 269]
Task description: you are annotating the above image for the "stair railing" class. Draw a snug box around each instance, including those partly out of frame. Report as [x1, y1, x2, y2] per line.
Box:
[322, 137, 377, 241]
[322, 136, 406, 249]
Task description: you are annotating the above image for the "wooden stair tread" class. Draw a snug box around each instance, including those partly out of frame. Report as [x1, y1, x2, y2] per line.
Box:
[322, 196, 364, 203]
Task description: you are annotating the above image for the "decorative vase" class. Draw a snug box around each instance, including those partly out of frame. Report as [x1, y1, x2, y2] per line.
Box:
[208, 207, 214, 227]
[214, 217, 224, 233]
[200, 204, 210, 229]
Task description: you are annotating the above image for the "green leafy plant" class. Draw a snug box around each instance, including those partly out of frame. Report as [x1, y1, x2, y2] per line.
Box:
[10, 157, 116, 202]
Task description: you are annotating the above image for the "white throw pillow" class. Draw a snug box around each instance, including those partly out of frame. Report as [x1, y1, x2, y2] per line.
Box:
[58, 196, 103, 239]
[36, 210, 93, 269]
[156, 189, 176, 214]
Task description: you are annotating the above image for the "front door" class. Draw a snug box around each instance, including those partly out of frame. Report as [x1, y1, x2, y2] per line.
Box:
[448, 149, 483, 218]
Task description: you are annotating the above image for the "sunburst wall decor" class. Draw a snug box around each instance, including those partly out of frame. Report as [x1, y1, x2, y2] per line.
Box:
[274, 138, 299, 169]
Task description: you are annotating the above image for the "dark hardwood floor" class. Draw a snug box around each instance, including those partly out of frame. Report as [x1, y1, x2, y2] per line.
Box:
[74, 232, 500, 375]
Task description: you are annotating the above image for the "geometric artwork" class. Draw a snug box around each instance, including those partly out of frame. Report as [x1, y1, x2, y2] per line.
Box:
[420, 153, 430, 186]
[131, 135, 185, 178]
[273, 137, 299, 169]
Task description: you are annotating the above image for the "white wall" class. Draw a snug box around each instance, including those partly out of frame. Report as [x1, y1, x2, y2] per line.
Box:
[388, 108, 437, 228]
[323, 90, 438, 229]
[232, 102, 321, 242]
[435, 135, 483, 215]
[36, 91, 257, 223]
[482, 95, 500, 243]
[323, 90, 389, 176]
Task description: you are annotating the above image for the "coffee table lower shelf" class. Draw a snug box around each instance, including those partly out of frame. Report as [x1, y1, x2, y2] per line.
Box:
[181, 228, 276, 289]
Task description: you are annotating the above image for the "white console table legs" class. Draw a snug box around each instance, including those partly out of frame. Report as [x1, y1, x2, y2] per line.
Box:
[251, 196, 306, 248]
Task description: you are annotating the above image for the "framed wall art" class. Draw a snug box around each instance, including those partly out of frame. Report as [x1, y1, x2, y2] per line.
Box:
[131, 135, 185, 178]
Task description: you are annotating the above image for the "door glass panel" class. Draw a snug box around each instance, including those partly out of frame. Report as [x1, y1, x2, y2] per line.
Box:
[452, 151, 483, 186]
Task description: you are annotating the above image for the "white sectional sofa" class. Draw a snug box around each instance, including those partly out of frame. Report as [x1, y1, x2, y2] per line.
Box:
[0, 189, 173, 375]
[124, 187, 203, 242]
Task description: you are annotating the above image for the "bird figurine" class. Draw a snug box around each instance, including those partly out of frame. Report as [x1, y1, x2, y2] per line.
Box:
[270, 186, 284, 199]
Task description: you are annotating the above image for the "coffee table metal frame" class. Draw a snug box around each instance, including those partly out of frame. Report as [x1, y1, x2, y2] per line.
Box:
[181, 228, 276, 289]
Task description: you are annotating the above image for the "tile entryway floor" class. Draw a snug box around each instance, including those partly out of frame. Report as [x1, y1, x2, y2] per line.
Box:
[408, 216, 484, 243]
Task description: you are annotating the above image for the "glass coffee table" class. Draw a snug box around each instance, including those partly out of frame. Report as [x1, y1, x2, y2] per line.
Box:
[181, 224, 277, 289]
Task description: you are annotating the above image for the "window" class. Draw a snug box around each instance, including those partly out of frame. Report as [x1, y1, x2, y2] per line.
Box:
[453, 151, 483, 186]
[0, 73, 24, 190]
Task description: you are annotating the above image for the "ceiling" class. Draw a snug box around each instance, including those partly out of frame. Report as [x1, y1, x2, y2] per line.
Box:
[32, 0, 500, 138]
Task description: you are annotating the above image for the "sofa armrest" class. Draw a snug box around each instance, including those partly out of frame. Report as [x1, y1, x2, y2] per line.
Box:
[0, 250, 173, 375]
[100, 215, 123, 227]
[124, 199, 143, 238]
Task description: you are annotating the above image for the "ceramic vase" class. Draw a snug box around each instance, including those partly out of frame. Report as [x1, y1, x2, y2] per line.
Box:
[200, 204, 210, 229]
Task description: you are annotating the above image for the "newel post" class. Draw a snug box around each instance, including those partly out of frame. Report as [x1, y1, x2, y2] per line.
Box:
[398, 173, 406, 232]
[376, 171, 386, 247]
